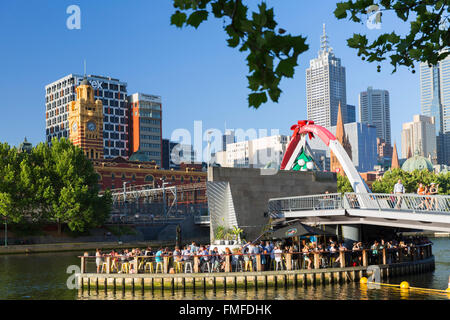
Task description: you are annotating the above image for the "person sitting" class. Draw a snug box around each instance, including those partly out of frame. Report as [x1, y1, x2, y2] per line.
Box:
[301, 245, 312, 269]
[273, 246, 284, 270]
[428, 183, 439, 210]
[210, 247, 222, 272]
[416, 183, 429, 210]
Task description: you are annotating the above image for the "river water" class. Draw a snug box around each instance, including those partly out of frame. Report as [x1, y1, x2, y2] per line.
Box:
[0, 238, 449, 300]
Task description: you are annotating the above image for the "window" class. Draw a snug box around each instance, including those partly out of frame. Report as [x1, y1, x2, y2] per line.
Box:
[172, 176, 175, 182]
[145, 175, 154, 182]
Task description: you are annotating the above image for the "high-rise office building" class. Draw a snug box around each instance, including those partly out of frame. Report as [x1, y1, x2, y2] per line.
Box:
[401, 115, 437, 160]
[306, 24, 347, 128]
[45, 74, 129, 158]
[222, 129, 235, 151]
[128, 93, 162, 165]
[420, 52, 450, 164]
[359, 87, 392, 147]
[346, 104, 356, 123]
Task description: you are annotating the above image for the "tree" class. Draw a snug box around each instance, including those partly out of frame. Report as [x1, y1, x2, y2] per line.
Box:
[371, 168, 450, 194]
[171, 0, 449, 107]
[337, 174, 354, 193]
[0, 138, 111, 233]
[171, 0, 308, 108]
[334, 0, 449, 73]
[39, 138, 112, 233]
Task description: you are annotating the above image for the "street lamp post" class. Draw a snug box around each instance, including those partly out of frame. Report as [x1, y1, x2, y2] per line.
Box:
[4, 217, 7, 247]
[206, 130, 213, 180]
[123, 181, 130, 216]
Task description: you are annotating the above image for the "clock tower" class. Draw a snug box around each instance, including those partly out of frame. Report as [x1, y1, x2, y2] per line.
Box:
[68, 77, 104, 159]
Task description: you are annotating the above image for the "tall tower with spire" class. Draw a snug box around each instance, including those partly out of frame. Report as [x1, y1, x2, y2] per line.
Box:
[330, 103, 352, 175]
[306, 24, 347, 129]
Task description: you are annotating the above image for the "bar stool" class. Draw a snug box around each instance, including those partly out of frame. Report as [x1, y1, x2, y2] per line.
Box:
[291, 258, 299, 270]
[144, 261, 154, 273]
[175, 261, 184, 273]
[111, 260, 118, 273]
[275, 259, 284, 271]
[155, 261, 164, 273]
[100, 262, 108, 273]
[120, 262, 130, 274]
[244, 260, 253, 272]
[184, 261, 193, 273]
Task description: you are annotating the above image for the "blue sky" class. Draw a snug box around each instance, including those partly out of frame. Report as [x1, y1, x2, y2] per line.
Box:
[0, 0, 419, 154]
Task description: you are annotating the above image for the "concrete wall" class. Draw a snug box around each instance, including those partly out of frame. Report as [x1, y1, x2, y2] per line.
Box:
[207, 167, 337, 242]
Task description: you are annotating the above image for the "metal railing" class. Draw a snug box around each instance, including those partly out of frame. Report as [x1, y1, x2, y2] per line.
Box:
[194, 215, 210, 225]
[268, 193, 343, 214]
[268, 192, 450, 216]
[345, 193, 450, 214]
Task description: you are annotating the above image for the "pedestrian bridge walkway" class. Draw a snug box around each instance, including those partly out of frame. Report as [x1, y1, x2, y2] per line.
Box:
[268, 193, 450, 233]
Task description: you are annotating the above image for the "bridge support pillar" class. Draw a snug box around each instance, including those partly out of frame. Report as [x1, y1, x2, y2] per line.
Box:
[341, 225, 360, 242]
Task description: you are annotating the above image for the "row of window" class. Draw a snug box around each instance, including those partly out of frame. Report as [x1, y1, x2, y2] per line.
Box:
[141, 143, 160, 149]
[140, 126, 160, 133]
[109, 173, 202, 183]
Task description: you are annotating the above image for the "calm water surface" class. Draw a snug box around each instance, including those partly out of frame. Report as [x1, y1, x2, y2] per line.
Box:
[0, 238, 449, 300]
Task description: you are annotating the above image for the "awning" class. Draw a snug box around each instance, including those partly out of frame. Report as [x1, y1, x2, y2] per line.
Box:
[267, 222, 332, 239]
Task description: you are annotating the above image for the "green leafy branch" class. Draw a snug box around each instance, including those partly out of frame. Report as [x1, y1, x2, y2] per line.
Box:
[334, 0, 450, 73]
[171, 0, 309, 108]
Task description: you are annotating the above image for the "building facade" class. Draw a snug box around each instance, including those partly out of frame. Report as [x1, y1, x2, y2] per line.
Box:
[214, 135, 290, 169]
[359, 87, 392, 148]
[128, 93, 162, 165]
[401, 115, 437, 161]
[420, 52, 450, 164]
[377, 137, 393, 159]
[306, 24, 347, 129]
[94, 157, 206, 191]
[222, 129, 236, 151]
[45, 74, 129, 158]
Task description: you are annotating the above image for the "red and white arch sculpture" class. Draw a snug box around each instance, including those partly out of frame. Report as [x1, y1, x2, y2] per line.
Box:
[281, 120, 370, 194]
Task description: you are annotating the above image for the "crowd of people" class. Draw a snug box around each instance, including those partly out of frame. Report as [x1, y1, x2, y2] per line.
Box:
[392, 179, 440, 210]
[88, 236, 432, 274]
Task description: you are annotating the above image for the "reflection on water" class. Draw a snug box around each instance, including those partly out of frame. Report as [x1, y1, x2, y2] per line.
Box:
[0, 238, 449, 300]
[77, 283, 450, 300]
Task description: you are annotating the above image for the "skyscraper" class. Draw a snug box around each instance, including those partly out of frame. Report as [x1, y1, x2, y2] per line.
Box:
[420, 52, 450, 164]
[306, 24, 347, 128]
[45, 74, 129, 158]
[128, 93, 162, 165]
[359, 87, 392, 147]
[401, 115, 437, 160]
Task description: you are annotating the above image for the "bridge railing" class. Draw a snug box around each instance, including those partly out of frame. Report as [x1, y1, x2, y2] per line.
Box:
[268, 193, 343, 214]
[345, 193, 450, 214]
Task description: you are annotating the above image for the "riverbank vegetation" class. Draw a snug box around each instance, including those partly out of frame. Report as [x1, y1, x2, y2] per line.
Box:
[338, 169, 450, 194]
[0, 138, 112, 233]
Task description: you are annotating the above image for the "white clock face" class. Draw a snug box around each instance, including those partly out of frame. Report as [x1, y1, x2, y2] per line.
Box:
[87, 121, 96, 131]
[72, 122, 78, 133]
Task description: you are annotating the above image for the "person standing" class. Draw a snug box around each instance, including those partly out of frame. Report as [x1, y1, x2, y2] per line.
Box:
[95, 249, 103, 273]
[393, 179, 405, 209]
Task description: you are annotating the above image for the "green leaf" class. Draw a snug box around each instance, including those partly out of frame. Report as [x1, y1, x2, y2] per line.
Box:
[186, 10, 209, 28]
[170, 10, 187, 28]
[248, 92, 268, 109]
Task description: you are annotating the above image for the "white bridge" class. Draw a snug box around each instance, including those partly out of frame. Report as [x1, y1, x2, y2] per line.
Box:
[268, 193, 450, 233]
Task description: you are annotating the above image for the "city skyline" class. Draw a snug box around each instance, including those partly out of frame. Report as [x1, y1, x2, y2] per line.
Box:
[0, 1, 421, 155]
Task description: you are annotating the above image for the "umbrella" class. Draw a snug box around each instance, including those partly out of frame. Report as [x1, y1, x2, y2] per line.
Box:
[267, 222, 332, 239]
